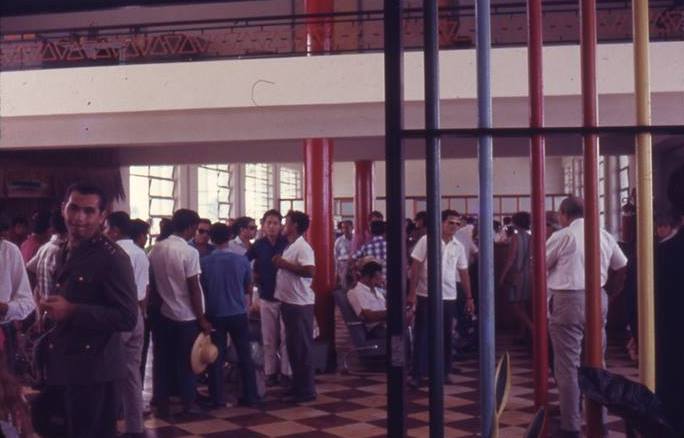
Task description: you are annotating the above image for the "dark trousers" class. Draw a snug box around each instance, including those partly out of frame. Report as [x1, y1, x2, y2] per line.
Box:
[281, 303, 316, 398]
[50, 381, 119, 438]
[156, 314, 199, 408]
[412, 296, 458, 379]
[208, 313, 258, 404]
[140, 314, 151, 383]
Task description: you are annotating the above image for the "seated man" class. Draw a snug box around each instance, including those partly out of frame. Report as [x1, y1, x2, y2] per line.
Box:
[347, 260, 386, 339]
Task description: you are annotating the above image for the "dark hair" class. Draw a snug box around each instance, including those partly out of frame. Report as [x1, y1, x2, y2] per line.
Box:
[370, 211, 384, 221]
[262, 209, 282, 222]
[50, 209, 67, 235]
[341, 219, 353, 228]
[286, 211, 310, 234]
[667, 165, 684, 215]
[129, 219, 150, 241]
[106, 211, 131, 236]
[232, 216, 255, 236]
[360, 261, 383, 278]
[370, 220, 386, 236]
[655, 212, 680, 229]
[512, 211, 531, 230]
[502, 216, 512, 225]
[441, 209, 460, 222]
[198, 218, 212, 226]
[32, 210, 52, 234]
[11, 216, 28, 228]
[493, 220, 502, 232]
[157, 218, 173, 242]
[559, 196, 584, 219]
[64, 181, 108, 212]
[414, 211, 427, 224]
[209, 222, 232, 245]
[171, 209, 200, 233]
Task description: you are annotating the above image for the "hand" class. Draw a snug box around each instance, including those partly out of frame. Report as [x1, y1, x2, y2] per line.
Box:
[406, 295, 416, 309]
[464, 298, 476, 315]
[272, 255, 287, 269]
[40, 295, 76, 322]
[198, 317, 213, 335]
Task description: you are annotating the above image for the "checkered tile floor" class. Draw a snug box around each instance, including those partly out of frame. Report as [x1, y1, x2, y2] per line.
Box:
[135, 316, 638, 438]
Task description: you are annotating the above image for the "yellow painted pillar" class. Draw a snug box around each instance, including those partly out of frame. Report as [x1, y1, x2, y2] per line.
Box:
[633, 0, 655, 391]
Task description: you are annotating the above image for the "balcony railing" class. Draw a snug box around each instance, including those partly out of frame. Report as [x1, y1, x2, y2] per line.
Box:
[1, 1, 682, 71]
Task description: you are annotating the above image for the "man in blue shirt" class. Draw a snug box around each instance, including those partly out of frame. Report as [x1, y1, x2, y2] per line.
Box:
[246, 210, 291, 387]
[200, 223, 259, 408]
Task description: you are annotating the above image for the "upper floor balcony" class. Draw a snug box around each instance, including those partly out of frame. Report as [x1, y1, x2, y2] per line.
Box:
[1, 0, 683, 71]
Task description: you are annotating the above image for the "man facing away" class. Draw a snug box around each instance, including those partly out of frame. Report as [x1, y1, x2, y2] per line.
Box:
[201, 223, 260, 408]
[334, 220, 354, 289]
[38, 182, 137, 438]
[246, 210, 292, 388]
[407, 209, 475, 387]
[148, 208, 212, 416]
[546, 196, 627, 438]
[104, 211, 149, 438]
[273, 211, 317, 403]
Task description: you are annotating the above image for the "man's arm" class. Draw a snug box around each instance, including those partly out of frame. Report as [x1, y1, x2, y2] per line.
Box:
[273, 256, 315, 278]
[359, 308, 387, 322]
[605, 266, 627, 301]
[407, 259, 420, 307]
[1, 247, 35, 322]
[459, 268, 475, 314]
[187, 275, 212, 334]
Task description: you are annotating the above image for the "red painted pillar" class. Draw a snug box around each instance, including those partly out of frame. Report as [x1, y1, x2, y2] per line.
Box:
[580, 0, 603, 435]
[304, 0, 335, 368]
[527, 0, 549, 412]
[354, 161, 374, 249]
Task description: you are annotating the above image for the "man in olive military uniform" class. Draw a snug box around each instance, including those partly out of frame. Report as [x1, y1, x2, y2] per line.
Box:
[38, 182, 138, 438]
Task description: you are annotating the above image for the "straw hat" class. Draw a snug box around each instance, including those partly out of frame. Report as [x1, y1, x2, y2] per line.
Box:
[191, 333, 219, 375]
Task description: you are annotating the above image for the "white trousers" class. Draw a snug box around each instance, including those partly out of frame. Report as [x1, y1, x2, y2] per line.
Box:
[260, 300, 291, 377]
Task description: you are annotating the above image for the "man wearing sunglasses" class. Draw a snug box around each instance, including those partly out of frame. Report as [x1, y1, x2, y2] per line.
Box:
[229, 216, 257, 257]
[189, 219, 215, 258]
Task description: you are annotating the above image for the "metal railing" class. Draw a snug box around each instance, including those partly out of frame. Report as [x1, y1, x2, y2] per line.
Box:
[1, 0, 682, 71]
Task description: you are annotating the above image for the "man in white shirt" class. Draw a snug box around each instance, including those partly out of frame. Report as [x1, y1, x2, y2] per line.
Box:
[149, 209, 212, 416]
[0, 237, 36, 325]
[105, 211, 149, 437]
[347, 259, 386, 338]
[334, 220, 353, 289]
[273, 211, 317, 403]
[546, 196, 628, 437]
[408, 210, 475, 387]
[229, 216, 257, 256]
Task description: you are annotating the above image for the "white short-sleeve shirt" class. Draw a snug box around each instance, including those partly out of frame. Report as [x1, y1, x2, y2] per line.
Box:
[274, 236, 316, 305]
[347, 282, 386, 330]
[149, 234, 202, 321]
[0, 240, 35, 322]
[546, 218, 628, 290]
[411, 235, 469, 300]
[117, 239, 150, 302]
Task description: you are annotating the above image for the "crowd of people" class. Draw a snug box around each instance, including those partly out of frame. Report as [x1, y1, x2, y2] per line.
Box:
[0, 164, 682, 437]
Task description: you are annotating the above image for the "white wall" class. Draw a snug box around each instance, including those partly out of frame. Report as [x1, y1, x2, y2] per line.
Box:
[332, 156, 565, 198]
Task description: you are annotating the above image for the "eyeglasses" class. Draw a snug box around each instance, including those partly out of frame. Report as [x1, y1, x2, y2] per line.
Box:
[197, 229, 210, 235]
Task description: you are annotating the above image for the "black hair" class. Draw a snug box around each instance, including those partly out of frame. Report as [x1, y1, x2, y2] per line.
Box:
[171, 209, 200, 233]
[157, 218, 173, 242]
[414, 211, 427, 224]
[50, 209, 67, 235]
[32, 210, 52, 234]
[655, 212, 680, 229]
[262, 209, 283, 223]
[493, 220, 502, 232]
[11, 217, 28, 228]
[209, 222, 232, 245]
[360, 261, 383, 278]
[286, 211, 310, 235]
[342, 219, 354, 228]
[129, 219, 150, 241]
[106, 211, 131, 236]
[441, 209, 460, 222]
[370, 211, 384, 221]
[232, 216, 255, 236]
[559, 196, 584, 219]
[64, 181, 108, 212]
[502, 216, 512, 225]
[198, 218, 212, 226]
[512, 211, 531, 230]
[667, 165, 684, 216]
[370, 220, 386, 236]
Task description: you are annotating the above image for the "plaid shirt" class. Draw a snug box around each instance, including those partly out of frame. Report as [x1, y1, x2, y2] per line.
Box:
[352, 235, 387, 278]
[25, 234, 65, 298]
